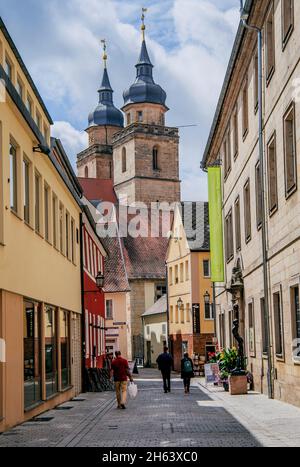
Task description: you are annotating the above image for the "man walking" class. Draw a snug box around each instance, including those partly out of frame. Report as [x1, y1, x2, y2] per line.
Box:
[156, 347, 173, 393]
[111, 351, 133, 409]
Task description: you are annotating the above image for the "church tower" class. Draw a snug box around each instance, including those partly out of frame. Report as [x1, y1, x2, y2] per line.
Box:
[112, 13, 181, 205]
[77, 41, 124, 179]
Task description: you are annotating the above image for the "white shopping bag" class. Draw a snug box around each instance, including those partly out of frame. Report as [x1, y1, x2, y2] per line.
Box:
[128, 382, 138, 399]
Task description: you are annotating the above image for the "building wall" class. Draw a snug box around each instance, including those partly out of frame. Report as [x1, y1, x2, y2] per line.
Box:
[105, 292, 132, 361]
[205, 0, 300, 407]
[143, 313, 167, 367]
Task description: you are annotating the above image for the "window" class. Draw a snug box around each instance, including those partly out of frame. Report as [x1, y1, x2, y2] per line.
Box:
[265, 4, 275, 82]
[170, 306, 174, 323]
[52, 195, 58, 249]
[9, 144, 18, 213]
[175, 305, 179, 324]
[233, 105, 239, 159]
[169, 267, 173, 285]
[24, 301, 42, 409]
[273, 292, 284, 357]
[5, 58, 12, 80]
[225, 209, 234, 262]
[16, 78, 24, 100]
[291, 286, 300, 359]
[36, 111, 42, 131]
[267, 133, 278, 214]
[66, 212, 70, 259]
[26, 95, 33, 116]
[175, 265, 179, 284]
[137, 111, 143, 123]
[235, 196, 241, 251]
[255, 161, 262, 229]
[203, 260, 210, 278]
[282, 0, 294, 47]
[35, 172, 41, 233]
[205, 301, 213, 320]
[153, 147, 159, 171]
[242, 79, 249, 138]
[254, 52, 258, 112]
[261, 298, 268, 355]
[223, 126, 231, 177]
[106, 300, 113, 320]
[44, 184, 50, 242]
[244, 179, 251, 243]
[185, 261, 189, 281]
[23, 159, 30, 224]
[60, 310, 70, 389]
[84, 166, 89, 178]
[71, 218, 75, 263]
[45, 305, 58, 398]
[248, 302, 255, 355]
[59, 203, 64, 254]
[156, 285, 166, 301]
[284, 102, 297, 197]
[181, 305, 185, 324]
[122, 148, 127, 173]
[186, 303, 190, 323]
[180, 263, 184, 283]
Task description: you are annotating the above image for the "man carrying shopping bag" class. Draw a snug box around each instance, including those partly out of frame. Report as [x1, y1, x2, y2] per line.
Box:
[111, 351, 133, 410]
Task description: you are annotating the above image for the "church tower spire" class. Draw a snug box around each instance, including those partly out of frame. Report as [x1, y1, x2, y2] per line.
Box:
[77, 41, 124, 180]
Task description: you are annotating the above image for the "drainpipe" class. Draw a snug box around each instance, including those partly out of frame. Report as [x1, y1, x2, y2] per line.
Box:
[165, 262, 171, 351]
[240, 0, 273, 399]
[80, 213, 86, 393]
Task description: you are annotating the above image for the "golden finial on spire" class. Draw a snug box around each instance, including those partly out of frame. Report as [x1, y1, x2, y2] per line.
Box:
[101, 39, 108, 68]
[141, 7, 148, 41]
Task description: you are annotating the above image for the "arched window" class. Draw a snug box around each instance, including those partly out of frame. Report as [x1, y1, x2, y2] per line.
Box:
[85, 166, 89, 178]
[153, 147, 159, 171]
[122, 148, 127, 173]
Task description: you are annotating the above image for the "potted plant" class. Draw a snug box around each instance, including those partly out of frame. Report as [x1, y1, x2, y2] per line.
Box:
[218, 348, 239, 392]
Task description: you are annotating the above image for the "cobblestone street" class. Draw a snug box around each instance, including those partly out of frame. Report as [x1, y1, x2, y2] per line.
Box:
[1, 369, 300, 447]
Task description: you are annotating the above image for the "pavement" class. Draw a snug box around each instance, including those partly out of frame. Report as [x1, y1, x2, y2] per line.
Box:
[0, 369, 300, 447]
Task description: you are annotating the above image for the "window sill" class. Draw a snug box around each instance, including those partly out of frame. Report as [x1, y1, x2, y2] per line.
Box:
[44, 392, 59, 402]
[233, 152, 239, 162]
[35, 230, 44, 240]
[60, 385, 73, 394]
[293, 358, 300, 365]
[10, 209, 22, 222]
[24, 221, 34, 231]
[269, 206, 278, 218]
[286, 185, 297, 201]
[282, 26, 294, 52]
[266, 68, 275, 88]
[24, 401, 44, 413]
[276, 355, 285, 363]
[245, 236, 252, 245]
[226, 256, 234, 265]
[242, 130, 249, 142]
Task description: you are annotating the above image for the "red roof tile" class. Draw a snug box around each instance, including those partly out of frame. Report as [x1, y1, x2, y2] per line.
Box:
[78, 178, 117, 204]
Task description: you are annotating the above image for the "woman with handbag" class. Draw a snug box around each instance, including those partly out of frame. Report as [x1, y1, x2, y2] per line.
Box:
[181, 353, 194, 395]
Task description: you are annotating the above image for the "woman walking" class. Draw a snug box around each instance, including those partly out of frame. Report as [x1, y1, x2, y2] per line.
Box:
[181, 353, 194, 394]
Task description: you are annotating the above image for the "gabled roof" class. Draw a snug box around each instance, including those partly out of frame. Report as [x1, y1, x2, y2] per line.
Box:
[101, 235, 130, 293]
[78, 178, 117, 205]
[142, 295, 167, 317]
[176, 202, 210, 252]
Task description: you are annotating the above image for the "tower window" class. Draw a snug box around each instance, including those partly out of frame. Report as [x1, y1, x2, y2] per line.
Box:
[122, 148, 127, 173]
[137, 111, 143, 123]
[153, 147, 159, 171]
[85, 166, 89, 178]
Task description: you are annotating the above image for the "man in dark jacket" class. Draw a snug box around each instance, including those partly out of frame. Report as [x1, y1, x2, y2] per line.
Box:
[181, 353, 194, 394]
[157, 347, 173, 393]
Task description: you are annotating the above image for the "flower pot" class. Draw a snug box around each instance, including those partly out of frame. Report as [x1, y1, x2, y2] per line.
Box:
[229, 375, 248, 395]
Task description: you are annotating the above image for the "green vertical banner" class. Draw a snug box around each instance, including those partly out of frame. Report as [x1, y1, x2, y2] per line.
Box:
[207, 167, 224, 283]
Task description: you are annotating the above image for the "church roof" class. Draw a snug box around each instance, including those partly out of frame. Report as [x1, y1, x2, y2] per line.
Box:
[123, 39, 167, 108]
[88, 64, 124, 128]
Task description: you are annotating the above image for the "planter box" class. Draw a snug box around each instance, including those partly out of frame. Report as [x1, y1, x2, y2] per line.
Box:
[229, 375, 248, 395]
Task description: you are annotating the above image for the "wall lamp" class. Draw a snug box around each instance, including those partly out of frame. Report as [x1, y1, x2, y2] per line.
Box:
[33, 144, 51, 156]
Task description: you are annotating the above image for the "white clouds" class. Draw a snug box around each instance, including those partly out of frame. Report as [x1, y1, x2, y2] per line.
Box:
[51, 121, 88, 166]
[2, 0, 240, 201]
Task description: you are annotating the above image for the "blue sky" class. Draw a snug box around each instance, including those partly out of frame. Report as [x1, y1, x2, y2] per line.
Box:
[1, 0, 240, 200]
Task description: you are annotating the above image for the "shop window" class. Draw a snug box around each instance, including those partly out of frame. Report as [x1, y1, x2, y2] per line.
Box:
[45, 305, 58, 398]
[60, 310, 71, 389]
[24, 301, 42, 409]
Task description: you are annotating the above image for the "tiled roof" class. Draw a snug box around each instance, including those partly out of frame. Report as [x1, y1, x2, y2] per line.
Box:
[78, 178, 117, 205]
[142, 295, 167, 317]
[101, 235, 130, 293]
[181, 202, 210, 252]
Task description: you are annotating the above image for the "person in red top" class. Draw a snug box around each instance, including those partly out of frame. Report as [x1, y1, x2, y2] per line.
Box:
[111, 351, 133, 409]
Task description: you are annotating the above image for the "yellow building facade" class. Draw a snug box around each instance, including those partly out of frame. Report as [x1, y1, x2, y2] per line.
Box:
[167, 203, 215, 371]
[0, 18, 83, 431]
